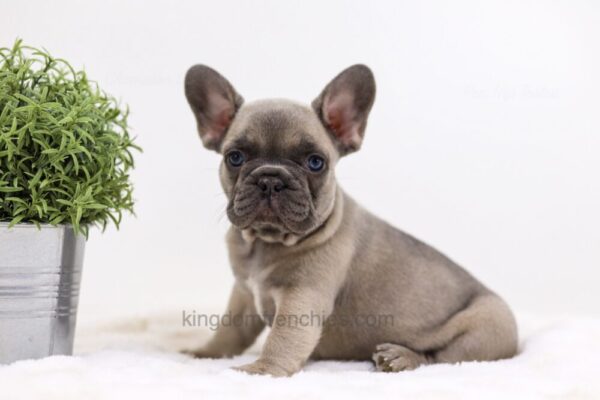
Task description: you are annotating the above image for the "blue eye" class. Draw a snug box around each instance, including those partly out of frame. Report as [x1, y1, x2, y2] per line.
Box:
[227, 150, 245, 167]
[307, 155, 325, 172]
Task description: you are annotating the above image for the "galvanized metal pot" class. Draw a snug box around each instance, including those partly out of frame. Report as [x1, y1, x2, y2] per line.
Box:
[0, 223, 85, 364]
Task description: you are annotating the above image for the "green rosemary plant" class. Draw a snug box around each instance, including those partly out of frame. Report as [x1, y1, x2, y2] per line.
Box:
[0, 39, 141, 236]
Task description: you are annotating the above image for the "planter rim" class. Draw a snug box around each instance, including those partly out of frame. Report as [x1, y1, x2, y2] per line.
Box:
[0, 222, 74, 229]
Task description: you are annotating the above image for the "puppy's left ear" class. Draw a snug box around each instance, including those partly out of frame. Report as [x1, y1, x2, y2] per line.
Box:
[185, 65, 244, 152]
[312, 64, 376, 155]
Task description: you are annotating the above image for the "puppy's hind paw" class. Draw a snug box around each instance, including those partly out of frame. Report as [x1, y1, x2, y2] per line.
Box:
[372, 343, 429, 372]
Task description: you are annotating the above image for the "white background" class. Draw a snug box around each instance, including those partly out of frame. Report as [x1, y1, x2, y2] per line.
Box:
[2, 0, 599, 324]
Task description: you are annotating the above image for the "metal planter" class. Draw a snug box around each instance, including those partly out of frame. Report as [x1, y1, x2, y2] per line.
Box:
[0, 223, 85, 364]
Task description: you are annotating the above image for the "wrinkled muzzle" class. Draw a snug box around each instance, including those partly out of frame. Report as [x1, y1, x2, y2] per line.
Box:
[226, 164, 317, 237]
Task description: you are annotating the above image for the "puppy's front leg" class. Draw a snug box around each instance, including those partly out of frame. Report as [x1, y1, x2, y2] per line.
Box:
[186, 282, 265, 358]
[234, 289, 331, 377]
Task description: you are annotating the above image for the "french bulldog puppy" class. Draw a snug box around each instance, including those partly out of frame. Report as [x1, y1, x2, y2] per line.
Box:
[184, 64, 518, 377]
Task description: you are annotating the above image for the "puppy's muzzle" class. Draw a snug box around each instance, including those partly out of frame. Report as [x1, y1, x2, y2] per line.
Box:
[228, 163, 315, 236]
[257, 175, 286, 196]
[250, 165, 295, 195]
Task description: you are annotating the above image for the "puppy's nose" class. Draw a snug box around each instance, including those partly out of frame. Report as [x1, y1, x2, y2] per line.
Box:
[257, 176, 285, 195]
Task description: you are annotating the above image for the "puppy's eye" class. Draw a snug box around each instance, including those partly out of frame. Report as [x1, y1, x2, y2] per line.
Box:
[226, 150, 245, 167]
[307, 155, 325, 172]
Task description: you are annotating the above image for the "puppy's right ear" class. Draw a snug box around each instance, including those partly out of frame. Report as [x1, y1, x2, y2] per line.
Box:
[184, 65, 244, 152]
[312, 64, 376, 156]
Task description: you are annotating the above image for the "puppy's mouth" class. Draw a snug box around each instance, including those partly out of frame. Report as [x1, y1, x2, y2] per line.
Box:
[226, 174, 316, 244]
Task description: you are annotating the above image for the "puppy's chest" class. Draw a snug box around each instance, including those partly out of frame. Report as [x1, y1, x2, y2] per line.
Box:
[230, 241, 293, 325]
[239, 256, 279, 325]
[245, 274, 277, 325]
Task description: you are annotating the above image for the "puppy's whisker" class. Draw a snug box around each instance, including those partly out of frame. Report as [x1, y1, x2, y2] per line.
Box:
[217, 210, 227, 223]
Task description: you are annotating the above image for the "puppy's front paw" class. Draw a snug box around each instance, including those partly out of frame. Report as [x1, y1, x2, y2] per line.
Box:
[232, 359, 292, 377]
[183, 348, 212, 359]
[183, 347, 229, 359]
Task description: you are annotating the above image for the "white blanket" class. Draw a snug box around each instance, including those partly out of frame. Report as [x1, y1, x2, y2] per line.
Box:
[0, 313, 598, 400]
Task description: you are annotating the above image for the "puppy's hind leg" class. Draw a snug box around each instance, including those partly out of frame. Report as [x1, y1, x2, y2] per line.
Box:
[430, 294, 518, 364]
[372, 295, 517, 372]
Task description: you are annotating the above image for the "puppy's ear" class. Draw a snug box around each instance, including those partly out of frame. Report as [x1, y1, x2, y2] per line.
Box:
[185, 65, 244, 152]
[312, 64, 376, 155]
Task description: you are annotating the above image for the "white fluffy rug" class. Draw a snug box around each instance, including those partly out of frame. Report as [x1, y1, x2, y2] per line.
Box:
[0, 313, 598, 400]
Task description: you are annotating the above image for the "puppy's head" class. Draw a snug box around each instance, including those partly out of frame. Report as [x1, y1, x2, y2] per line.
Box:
[185, 65, 375, 245]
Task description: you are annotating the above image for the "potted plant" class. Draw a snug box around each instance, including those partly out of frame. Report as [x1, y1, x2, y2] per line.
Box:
[0, 40, 140, 363]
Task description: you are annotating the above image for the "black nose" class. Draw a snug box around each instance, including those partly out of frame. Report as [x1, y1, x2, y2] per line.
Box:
[257, 176, 285, 195]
